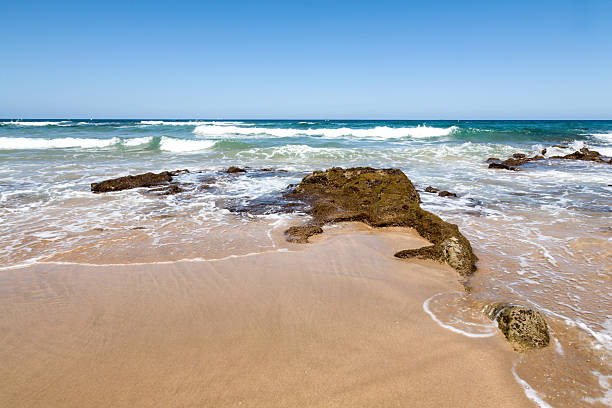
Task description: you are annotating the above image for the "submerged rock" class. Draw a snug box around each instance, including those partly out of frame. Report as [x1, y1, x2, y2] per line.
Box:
[91, 170, 187, 193]
[438, 190, 457, 198]
[491, 147, 611, 171]
[285, 225, 324, 243]
[551, 147, 611, 164]
[488, 162, 519, 171]
[486, 304, 550, 352]
[148, 183, 184, 196]
[288, 167, 477, 275]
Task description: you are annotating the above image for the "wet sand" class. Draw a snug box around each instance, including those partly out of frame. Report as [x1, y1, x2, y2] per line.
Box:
[0, 226, 534, 407]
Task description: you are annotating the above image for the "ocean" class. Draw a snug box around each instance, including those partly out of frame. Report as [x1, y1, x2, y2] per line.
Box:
[0, 119, 611, 407]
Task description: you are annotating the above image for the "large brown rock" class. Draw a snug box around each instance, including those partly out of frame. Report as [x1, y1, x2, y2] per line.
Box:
[288, 167, 477, 276]
[487, 304, 550, 352]
[91, 170, 187, 193]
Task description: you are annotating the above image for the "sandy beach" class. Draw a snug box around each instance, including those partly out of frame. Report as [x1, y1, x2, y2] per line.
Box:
[0, 225, 534, 407]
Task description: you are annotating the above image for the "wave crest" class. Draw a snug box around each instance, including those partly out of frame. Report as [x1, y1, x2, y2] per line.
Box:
[193, 125, 457, 139]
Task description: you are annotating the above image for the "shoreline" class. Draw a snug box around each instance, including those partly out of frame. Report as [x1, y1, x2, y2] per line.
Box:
[0, 225, 535, 407]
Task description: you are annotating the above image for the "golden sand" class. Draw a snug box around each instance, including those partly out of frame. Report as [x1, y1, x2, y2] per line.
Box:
[0, 226, 534, 407]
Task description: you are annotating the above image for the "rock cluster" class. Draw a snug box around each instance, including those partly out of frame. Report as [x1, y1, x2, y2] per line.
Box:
[287, 167, 477, 276]
[424, 186, 457, 198]
[489, 147, 611, 171]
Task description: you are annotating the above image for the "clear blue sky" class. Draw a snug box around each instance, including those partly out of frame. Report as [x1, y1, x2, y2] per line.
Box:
[1, 0, 611, 119]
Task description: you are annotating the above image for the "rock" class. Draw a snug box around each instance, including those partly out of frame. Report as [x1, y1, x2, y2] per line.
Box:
[486, 158, 500, 162]
[425, 186, 439, 193]
[91, 171, 175, 193]
[551, 147, 610, 164]
[486, 304, 550, 352]
[285, 225, 324, 243]
[156, 183, 184, 195]
[438, 190, 457, 198]
[492, 147, 611, 172]
[489, 162, 519, 171]
[289, 167, 477, 275]
[260, 168, 289, 173]
[227, 166, 246, 173]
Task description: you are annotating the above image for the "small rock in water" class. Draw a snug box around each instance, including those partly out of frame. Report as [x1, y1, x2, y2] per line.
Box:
[485, 157, 500, 162]
[438, 190, 457, 198]
[488, 162, 519, 171]
[425, 186, 439, 193]
[486, 303, 550, 352]
[227, 166, 247, 173]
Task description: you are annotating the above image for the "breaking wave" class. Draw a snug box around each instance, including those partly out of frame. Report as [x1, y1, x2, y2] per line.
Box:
[0, 136, 153, 150]
[158, 137, 217, 152]
[193, 124, 458, 139]
[0, 121, 71, 127]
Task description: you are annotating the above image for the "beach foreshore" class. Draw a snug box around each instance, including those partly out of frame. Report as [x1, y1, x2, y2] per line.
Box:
[0, 225, 534, 407]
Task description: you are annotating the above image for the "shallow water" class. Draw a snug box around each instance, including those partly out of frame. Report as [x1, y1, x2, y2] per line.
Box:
[1, 119, 611, 406]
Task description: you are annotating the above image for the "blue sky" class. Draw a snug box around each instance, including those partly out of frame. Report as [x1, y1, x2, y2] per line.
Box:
[1, 0, 611, 119]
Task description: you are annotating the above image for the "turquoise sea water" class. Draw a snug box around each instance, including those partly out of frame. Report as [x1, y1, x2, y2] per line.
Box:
[1, 119, 611, 407]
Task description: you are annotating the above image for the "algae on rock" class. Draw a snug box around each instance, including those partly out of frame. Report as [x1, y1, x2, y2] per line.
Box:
[287, 167, 477, 276]
[486, 304, 550, 352]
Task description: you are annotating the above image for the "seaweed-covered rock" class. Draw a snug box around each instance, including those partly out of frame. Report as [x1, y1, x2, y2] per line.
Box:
[486, 304, 550, 352]
[488, 162, 519, 171]
[491, 147, 611, 172]
[91, 171, 181, 193]
[438, 190, 457, 198]
[551, 147, 611, 164]
[285, 225, 324, 243]
[288, 167, 477, 275]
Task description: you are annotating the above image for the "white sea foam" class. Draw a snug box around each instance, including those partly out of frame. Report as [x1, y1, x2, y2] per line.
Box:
[193, 124, 458, 139]
[422, 292, 498, 338]
[0, 121, 70, 127]
[542, 140, 612, 158]
[140, 120, 246, 126]
[584, 372, 612, 406]
[158, 137, 216, 152]
[0, 137, 120, 149]
[585, 132, 612, 143]
[512, 363, 555, 408]
[123, 137, 153, 147]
